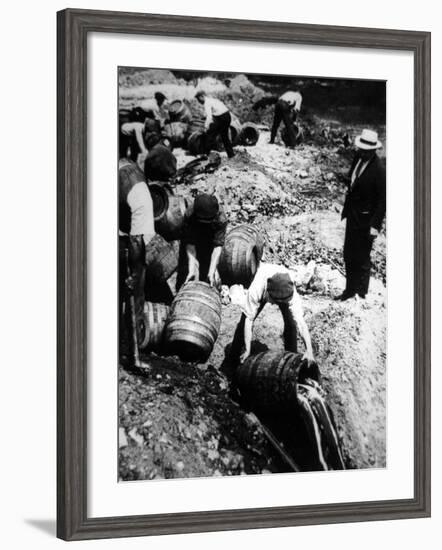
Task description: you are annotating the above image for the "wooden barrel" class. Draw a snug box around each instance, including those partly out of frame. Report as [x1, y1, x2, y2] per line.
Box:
[155, 194, 189, 241]
[165, 282, 222, 362]
[119, 108, 132, 127]
[236, 351, 304, 413]
[145, 233, 179, 283]
[148, 182, 171, 221]
[239, 123, 260, 146]
[218, 224, 264, 287]
[144, 118, 161, 134]
[188, 118, 205, 134]
[138, 301, 170, 351]
[162, 122, 189, 148]
[187, 131, 206, 155]
[168, 100, 192, 123]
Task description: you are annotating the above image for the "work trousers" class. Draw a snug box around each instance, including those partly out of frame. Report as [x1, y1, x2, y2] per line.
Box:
[270, 99, 297, 147]
[205, 111, 234, 158]
[343, 218, 375, 298]
[119, 235, 146, 363]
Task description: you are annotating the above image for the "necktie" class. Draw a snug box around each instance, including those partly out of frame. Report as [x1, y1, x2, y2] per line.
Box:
[352, 160, 364, 187]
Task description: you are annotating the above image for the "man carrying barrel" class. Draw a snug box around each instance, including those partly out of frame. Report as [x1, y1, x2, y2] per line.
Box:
[269, 90, 302, 148]
[195, 90, 235, 159]
[139, 92, 168, 124]
[119, 120, 148, 162]
[176, 193, 227, 290]
[225, 262, 314, 365]
[119, 158, 156, 368]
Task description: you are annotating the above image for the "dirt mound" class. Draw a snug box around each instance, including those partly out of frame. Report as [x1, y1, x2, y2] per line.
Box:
[119, 355, 283, 480]
[222, 75, 266, 122]
[264, 212, 386, 283]
[304, 297, 386, 469]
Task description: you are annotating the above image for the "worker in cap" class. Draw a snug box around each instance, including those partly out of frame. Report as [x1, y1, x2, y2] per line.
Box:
[195, 90, 235, 158]
[224, 262, 314, 364]
[337, 128, 386, 300]
[176, 193, 228, 290]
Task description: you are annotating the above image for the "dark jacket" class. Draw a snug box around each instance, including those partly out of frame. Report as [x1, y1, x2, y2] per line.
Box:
[182, 204, 227, 250]
[341, 153, 386, 231]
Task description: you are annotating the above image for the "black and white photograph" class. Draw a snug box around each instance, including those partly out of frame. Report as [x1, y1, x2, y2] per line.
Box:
[118, 66, 386, 480]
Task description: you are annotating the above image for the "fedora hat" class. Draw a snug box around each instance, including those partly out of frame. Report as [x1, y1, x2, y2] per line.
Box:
[354, 129, 382, 150]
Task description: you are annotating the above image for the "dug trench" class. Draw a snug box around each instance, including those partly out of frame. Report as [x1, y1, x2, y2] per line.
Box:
[119, 70, 386, 480]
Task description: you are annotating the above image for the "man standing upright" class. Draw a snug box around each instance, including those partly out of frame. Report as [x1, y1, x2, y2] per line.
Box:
[337, 129, 386, 300]
[119, 158, 156, 367]
[195, 90, 235, 159]
[269, 90, 302, 148]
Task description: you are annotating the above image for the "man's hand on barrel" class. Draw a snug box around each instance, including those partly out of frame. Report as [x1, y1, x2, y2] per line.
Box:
[302, 350, 315, 366]
[184, 265, 199, 284]
[239, 349, 250, 364]
[207, 269, 219, 287]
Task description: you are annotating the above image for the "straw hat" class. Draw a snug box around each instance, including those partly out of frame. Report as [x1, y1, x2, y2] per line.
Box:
[354, 129, 382, 150]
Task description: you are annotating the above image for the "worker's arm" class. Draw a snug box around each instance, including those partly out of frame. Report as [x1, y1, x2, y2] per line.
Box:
[207, 245, 222, 287]
[289, 295, 314, 362]
[204, 101, 213, 129]
[184, 244, 199, 284]
[134, 124, 147, 155]
[240, 316, 253, 363]
[294, 93, 302, 112]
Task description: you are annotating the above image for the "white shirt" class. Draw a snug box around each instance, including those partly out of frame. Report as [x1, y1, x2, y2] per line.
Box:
[138, 98, 161, 120]
[204, 97, 229, 126]
[236, 262, 303, 322]
[126, 181, 155, 242]
[121, 122, 146, 153]
[280, 91, 303, 112]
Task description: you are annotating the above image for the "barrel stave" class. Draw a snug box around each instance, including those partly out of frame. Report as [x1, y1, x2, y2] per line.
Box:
[138, 302, 170, 351]
[236, 351, 301, 413]
[165, 282, 222, 362]
[219, 224, 264, 287]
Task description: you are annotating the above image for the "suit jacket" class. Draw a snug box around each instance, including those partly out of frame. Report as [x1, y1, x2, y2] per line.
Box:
[341, 153, 386, 231]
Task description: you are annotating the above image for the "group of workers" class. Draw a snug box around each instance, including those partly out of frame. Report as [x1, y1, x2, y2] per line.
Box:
[119, 85, 386, 369]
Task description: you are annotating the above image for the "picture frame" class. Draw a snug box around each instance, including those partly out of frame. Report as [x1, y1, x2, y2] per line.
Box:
[57, 8, 431, 541]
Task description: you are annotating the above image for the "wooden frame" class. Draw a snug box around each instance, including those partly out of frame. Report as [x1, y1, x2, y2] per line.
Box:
[57, 8, 431, 541]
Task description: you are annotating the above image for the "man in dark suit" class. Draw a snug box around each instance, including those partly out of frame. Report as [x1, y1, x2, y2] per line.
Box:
[337, 129, 386, 300]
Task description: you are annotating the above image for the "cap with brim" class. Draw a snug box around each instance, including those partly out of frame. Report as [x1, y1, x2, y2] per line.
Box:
[354, 129, 382, 150]
[267, 273, 294, 302]
[193, 194, 219, 223]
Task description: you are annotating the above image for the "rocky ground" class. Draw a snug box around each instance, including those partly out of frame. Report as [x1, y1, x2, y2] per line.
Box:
[119, 70, 387, 480]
